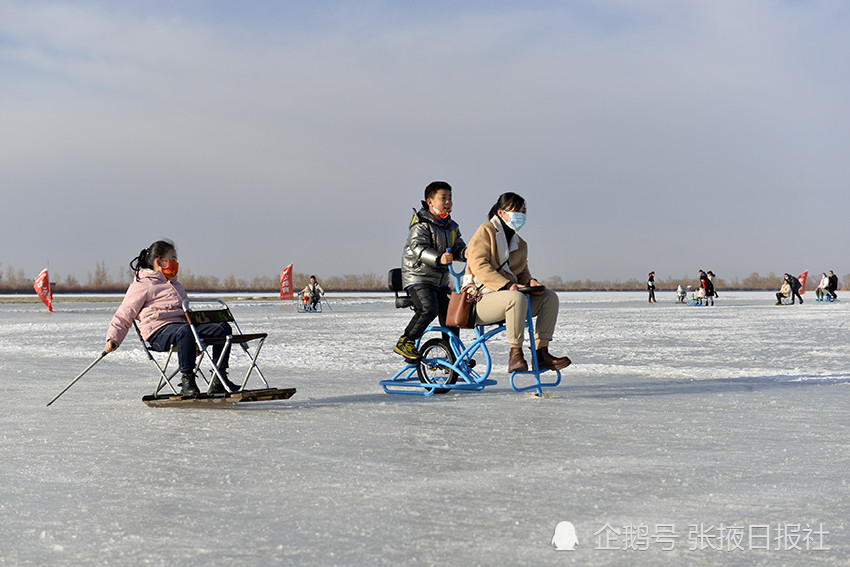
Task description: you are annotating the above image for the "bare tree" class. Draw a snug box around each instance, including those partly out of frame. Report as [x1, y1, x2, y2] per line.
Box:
[87, 261, 112, 288]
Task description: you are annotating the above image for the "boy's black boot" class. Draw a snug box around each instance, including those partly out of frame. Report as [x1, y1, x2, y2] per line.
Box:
[180, 371, 201, 397]
[394, 335, 422, 362]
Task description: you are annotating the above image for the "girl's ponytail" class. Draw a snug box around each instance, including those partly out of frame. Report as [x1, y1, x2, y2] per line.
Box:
[129, 240, 176, 281]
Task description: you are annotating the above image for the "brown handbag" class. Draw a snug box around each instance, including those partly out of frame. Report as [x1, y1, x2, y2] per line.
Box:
[445, 285, 481, 328]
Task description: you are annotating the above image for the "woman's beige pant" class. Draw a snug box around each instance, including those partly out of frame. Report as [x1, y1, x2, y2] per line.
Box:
[473, 289, 559, 347]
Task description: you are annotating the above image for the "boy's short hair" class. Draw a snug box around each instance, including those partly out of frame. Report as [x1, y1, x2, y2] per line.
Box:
[425, 181, 452, 201]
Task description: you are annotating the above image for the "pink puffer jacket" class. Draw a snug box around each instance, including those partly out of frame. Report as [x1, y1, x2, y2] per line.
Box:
[107, 269, 189, 345]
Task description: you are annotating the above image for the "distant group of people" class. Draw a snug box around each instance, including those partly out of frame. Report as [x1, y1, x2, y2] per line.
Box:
[698, 270, 716, 306]
[815, 271, 839, 302]
[658, 268, 842, 307]
[775, 273, 804, 305]
[774, 271, 838, 305]
[300, 275, 325, 310]
[663, 270, 716, 305]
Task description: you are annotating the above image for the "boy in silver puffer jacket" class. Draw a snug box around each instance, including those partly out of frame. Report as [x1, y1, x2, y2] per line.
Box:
[395, 181, 467, 362]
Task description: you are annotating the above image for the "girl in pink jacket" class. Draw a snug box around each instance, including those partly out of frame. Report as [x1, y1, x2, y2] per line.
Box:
[104, 240, 237, 397]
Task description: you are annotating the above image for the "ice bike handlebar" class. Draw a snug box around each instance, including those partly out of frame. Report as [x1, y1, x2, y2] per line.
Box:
[447, 251, 466, 293]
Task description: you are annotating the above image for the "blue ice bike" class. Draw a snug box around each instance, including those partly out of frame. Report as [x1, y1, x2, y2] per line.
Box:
[380, 264, 562, 397]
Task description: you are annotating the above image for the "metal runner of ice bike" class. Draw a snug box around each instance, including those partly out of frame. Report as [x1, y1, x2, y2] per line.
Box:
[379, 263, 562, 396]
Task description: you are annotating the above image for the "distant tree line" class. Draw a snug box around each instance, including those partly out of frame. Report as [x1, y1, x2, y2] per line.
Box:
[0, 262, 386, 293]
[1, 262, 847, 293]
[180, 271, 387, 293]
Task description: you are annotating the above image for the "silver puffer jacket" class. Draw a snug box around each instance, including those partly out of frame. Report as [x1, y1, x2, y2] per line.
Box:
[401, 205, 466, 289]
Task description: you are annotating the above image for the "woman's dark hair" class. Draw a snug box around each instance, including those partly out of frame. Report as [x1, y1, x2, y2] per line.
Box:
[487, 192, 526, 220]
[130, 239, 176, 280]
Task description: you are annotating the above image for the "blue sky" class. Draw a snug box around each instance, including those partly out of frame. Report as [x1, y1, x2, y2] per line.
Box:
[2, 0, 848, 285]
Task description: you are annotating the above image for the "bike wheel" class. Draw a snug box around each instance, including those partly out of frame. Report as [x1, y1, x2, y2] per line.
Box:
[416, 338, 458, 394]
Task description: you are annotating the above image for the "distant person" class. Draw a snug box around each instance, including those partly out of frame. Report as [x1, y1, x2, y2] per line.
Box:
[827, 270, 839, 300]
[699, 270, 714, 306]
[300, 275, 325, 310]
[647, 271, 656, 303]
[816, 272, 829, 301]
[676, 284, 687, 303]
[104, 240, 237, 397]
[395, 181, 467, 362]
[775, 274, 792, 305]
[788, 272, 804, 304]
[707, 270, 718, 303]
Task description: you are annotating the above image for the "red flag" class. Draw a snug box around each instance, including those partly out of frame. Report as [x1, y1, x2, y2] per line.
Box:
[280, 264, 293, 300]
[797, 270, 808, 295]
[34, 268, 53, 312]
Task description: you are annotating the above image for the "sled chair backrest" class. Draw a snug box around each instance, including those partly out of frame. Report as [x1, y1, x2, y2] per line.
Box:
[183, 303, 235, 326]
[181, 298, 270, 393]
[387, 268, 413, 309]
[387, 268, 403, 292]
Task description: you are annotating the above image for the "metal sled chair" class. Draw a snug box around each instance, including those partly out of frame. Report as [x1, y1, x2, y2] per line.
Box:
[182, 298, 270, 394]
[379, 266, 562, 397]
[137, 299, 295, 407]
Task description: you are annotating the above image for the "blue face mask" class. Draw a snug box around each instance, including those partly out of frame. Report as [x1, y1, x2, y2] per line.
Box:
[504, 211, 526, 232]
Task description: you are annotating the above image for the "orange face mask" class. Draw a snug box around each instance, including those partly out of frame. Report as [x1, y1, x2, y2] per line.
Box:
[158, 258, 179, 279]
[432, 207, 451, 219]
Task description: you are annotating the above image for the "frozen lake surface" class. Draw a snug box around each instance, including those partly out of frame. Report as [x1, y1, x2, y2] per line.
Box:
[1, 291, 848, 566]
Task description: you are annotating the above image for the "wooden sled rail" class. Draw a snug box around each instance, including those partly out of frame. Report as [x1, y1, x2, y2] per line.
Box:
[142, 387, 296, 408]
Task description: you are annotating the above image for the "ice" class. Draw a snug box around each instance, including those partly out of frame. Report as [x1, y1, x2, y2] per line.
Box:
[1, 292, 848, 565]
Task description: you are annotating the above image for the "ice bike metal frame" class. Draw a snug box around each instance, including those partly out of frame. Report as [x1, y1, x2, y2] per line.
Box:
[379, 264, 562, 397]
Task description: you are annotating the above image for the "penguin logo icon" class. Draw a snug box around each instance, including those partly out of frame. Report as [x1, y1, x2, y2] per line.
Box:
[551, 521, 579, 551]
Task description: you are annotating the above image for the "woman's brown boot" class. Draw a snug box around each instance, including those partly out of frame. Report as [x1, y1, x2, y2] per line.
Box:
[508, 347, 528, 372]
[536, 347, 571, 370]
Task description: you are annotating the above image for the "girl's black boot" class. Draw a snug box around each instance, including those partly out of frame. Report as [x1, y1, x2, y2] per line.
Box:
[180, 371, 201, 397]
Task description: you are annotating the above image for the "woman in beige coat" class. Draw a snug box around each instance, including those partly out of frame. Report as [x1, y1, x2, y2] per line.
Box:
[464, 192, 571, 373]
